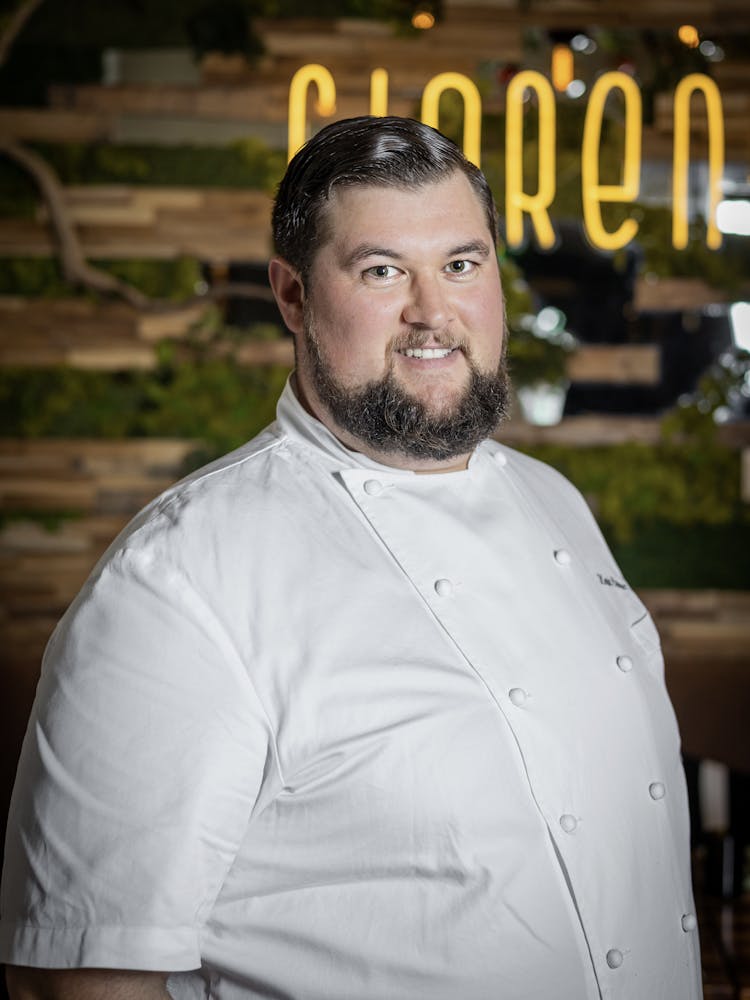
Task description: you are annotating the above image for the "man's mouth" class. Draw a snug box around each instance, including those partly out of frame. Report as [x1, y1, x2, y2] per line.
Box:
[398, 347, 458, 359]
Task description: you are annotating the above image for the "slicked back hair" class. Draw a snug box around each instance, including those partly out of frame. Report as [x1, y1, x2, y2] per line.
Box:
[271, 115, 498, 285]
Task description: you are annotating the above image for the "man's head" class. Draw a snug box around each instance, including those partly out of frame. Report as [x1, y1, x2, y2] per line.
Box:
[272, 116, 498, 288]
[269, 116, 509, 472]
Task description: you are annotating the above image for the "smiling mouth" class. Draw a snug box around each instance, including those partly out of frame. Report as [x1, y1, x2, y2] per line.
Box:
[398, 347, 458, 359]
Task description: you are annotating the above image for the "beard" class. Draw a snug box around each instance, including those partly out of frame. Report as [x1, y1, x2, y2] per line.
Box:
[301, 312, 510, 463]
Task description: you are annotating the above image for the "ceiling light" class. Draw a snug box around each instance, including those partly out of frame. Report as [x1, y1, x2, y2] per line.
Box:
[566, 79, 586, 99]
[412, 10, 435, 29]
[678, 25, 700, 48]
[571, 33, 596, 55]
[551, 44, 574, 92]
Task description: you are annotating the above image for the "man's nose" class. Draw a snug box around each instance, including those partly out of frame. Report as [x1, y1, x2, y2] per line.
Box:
[401, 274, 451, 329]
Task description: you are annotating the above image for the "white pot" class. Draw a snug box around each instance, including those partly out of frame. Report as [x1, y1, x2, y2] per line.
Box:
[516, 381, 569, 426]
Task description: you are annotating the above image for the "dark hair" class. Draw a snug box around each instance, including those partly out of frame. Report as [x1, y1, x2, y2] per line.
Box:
[271, 115, 497, 284]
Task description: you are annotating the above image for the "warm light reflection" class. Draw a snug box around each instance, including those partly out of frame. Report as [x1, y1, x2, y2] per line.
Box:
[421, 72, 482, 166]
[672, 74, 724, 249]
[678, 25, 700, 48]
[412, 11, 435, 29]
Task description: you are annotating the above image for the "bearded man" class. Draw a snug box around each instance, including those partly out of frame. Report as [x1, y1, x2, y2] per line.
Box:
[2, 116, 702, 1000]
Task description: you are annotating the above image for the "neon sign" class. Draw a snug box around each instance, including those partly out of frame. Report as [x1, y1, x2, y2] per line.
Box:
[287, 64, 726, 252]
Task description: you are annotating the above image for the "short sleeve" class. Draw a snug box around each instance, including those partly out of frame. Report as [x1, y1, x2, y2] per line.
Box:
[0, 531, 274, 970]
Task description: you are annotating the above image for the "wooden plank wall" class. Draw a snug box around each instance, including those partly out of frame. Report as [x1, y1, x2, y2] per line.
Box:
[0, 187, 273, 263]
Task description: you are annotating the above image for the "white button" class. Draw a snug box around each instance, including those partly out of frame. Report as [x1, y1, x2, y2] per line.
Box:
[508, 687, 528, 707]
[606, 948, 624, 969]
[434, 578, 454, 597]
[649, 782, 666, 800]
[681, 913, 697, 932]
[494, 450, 507, 467]
[554, 549, 571, 566]
[363, 479, 383, 496]
[560, 813, 578, 833]
[616, 654, 633, 673]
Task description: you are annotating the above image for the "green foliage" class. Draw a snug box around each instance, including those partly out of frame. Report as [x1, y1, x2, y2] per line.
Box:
[661, 348, 750, 443]
[143, 352, 290, 460]
[0, 508, 84, 532]
[518, 439, 747, 544]
[507, 327, 575, 386]
[2, 351, 744, 546]
[607, 521, 750, 589]
[105, 257, 205, 300]
[0, 256, 203, 299]
[0, 348, 291, 459]
[0, 140, 285, 209]
[635, 207, 748, 293]
[498, 253, 532, 330]
[186, 303, 284, 343]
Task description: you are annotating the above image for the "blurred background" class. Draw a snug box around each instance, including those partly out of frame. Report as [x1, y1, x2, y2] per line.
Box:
[0, 0, 748, 994]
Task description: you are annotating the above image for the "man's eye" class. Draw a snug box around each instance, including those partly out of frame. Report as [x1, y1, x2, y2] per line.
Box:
[364, 264, 399, 279]
[446, 260, 475, 274]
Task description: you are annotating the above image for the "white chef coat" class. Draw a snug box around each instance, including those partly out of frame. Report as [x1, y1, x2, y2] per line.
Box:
[0, 379, 702, 1000]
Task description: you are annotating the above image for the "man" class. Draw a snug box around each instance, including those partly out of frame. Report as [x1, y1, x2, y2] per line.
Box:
[2, 117, 701, 999]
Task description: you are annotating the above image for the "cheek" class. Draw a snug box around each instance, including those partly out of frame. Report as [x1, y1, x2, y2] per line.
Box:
[331, 298, 396, 353]
[471, 287, 504, 339]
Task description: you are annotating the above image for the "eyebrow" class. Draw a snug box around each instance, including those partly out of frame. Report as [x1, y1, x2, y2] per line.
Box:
[449, 241, 492, 259]
[341, 239, 492, 270]
[341, 245, 405, 269]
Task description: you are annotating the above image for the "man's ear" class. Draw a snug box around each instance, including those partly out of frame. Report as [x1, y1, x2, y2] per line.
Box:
[268, 257, 305, 335]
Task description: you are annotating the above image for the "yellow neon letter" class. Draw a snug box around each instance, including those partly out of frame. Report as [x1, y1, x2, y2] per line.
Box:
[673, 73, 725, 250]
[582, 72, 641, 251]
[505, 70, 556, 249]
[421, 72, 482, 167]
[370, 68, 389, 117]
[287, 64, 337, 162]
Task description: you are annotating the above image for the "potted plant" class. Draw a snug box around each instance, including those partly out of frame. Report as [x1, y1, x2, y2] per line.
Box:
[508, 308, 578, 425]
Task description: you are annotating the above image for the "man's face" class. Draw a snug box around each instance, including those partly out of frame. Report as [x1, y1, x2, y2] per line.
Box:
[294, 171, 509, 467]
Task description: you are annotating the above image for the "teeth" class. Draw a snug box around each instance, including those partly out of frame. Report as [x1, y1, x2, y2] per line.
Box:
[402, 347, 453, 359]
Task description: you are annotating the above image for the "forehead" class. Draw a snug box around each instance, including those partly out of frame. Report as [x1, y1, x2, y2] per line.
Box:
[319, 173, 491, 252]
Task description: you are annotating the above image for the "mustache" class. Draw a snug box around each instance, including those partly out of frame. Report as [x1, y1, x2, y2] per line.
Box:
[389, 329, 469, 353]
